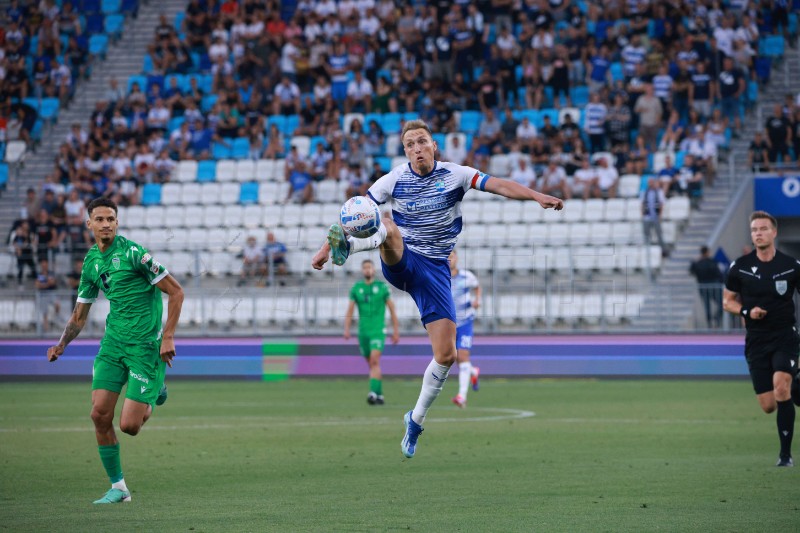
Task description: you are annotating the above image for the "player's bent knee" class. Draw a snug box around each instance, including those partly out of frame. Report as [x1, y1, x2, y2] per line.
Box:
[90, 407, 113, 428]
[120, 420, 142, 436]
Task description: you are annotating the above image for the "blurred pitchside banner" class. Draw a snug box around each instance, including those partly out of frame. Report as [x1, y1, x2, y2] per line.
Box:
[754, 175, 800, 216]
[0, 336, 748, 379]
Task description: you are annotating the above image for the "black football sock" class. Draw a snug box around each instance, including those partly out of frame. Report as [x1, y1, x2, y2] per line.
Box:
[792, 374, 800, 407]
[776, 399, 795, 459]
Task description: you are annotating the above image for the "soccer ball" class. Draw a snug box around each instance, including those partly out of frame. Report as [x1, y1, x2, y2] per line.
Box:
[340, 196, 381, 238]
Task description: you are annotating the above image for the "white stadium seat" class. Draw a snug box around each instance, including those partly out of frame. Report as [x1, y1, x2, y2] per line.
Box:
[602, 198, 627, 221]
[181, 182, 202, 205]
[203, 205, 224, 228]
[500, 201, 525, 224]
[220, 182, 241, 205]
[316, 180, 342, 204]
[161, 183, 182, 205]
[235, 160, 256, 182]
[569, 223, 592, 245]
[559, 107, 581, 125]
[618, 174, 641, 198]
[343, 113, 364, 135]
[175, 160, 198, 182]
[123, 205, 146, 228]
[256, 159, 276, 181]
[385, 134, 400, 158]
[223, 205, 245, 227]
[562, 199, 585, 222]
[242, 204, 263, 228]
[144, 205, 167, 228]
[665, 196, 690, 222]
[182, 204, 204, 228]
[481, 202, 503, 224]
[215, 159, 237, 182]
[199, 183, 222, 205]
[291, 135, 311, 157]
[583, 198, 605, 222]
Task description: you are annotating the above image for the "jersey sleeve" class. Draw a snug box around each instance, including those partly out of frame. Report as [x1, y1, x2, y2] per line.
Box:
[130, 243, 169, 285]
[76, 261, 99, 304]
[349, 284, 357, 301]
[381, 282, 391, 302]
[458, 164, 490, 192]
[724, 260, 741, 292]
[367, 170, 399, 205]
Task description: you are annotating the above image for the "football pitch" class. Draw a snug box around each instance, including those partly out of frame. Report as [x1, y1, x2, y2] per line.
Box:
[0, 379, 796, 532]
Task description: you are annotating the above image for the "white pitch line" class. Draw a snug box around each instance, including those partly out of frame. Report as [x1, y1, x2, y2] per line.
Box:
[0, 407, 536, 433]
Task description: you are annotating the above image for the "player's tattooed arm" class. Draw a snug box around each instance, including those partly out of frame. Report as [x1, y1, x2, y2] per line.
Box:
[48, 303, 91, 362]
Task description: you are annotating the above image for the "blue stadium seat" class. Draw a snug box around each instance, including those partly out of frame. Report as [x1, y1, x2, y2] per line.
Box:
[538, 108, 559, 128]
[459, 111, 482, 135]
[610, 62, 624, 82]
[165, 74, 185, 92]
[104, 14, 124, 38]
[142, 54, 154, 74]
[402, 112, 419, 123]
[127, 74, 147, 93]
[39, 98, 60, 123]
[570, 86, 590, 107]
[201, 94, 218, 113]
[267, 115, 286, 133]
[22, 97, 41, 112]
[375, 156, 392, 172]
[89, 34, 109, 58]
[174, 12, 185, 31]
[231, 137, 250, 160]
[432, 133, 446, 149]
[239, 182, 259, 204]
[212, 141, 232, 160]
[168, 116, 185, 133]
[381, 112, 402, 133]
[0, 163, 8, 189]
[101, 0, 121, 14]
[141, 183, 161, 205]
[197, 160, 217, 182]
[309, 135, 326, 153]
[282, 115, 300, 136]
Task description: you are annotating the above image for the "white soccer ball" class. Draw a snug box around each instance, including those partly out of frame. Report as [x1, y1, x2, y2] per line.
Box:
[340, 196, 381, 238]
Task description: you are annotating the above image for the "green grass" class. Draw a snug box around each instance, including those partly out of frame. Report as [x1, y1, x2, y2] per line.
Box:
[0, 379, 797, 532]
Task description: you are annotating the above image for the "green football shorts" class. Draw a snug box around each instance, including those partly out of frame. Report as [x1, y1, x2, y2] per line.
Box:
[92, 337, 166, 405]
[358, 334, 385, 358]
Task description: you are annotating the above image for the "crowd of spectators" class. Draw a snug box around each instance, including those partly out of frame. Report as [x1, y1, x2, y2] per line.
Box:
[748, 96, 800, 172]
[6, 0, 798, 289]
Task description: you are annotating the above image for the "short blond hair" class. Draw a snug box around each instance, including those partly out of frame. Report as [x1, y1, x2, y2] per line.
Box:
[401, 119, 433, 143]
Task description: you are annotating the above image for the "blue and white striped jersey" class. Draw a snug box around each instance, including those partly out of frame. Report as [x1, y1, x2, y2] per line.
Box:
[368, 161, 485, 260]
[451, 269, 479, 327]
[584, 103, 607, 135]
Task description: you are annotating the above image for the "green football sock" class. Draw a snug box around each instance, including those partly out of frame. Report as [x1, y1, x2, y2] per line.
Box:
[370, 378, 382, 395]
[98, 444, 123, 483]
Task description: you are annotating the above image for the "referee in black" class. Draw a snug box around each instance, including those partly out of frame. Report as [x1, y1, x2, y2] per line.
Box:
[723, 211, 800, 467]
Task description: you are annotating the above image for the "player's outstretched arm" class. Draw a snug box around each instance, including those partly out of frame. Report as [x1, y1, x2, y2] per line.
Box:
[155, 274, 184, 367]
[47, 302, 92, 362]
[311, 241, 331, 270]
[483, 176, 564, 210]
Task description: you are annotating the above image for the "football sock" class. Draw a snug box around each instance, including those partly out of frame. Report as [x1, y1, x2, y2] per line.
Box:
[98, 443, 124, 484]
[792, 374, 800, 407]
[458, 362, 471, 398]
[347, 224, 387, 254]
[369, 378, 381, 395]
[411, 359, 451, 425]
[776, 399, 795, 458]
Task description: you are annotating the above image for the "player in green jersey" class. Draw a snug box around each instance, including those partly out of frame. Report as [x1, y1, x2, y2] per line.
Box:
[344, 259, 400, 405]
[46, 197, 184, 504]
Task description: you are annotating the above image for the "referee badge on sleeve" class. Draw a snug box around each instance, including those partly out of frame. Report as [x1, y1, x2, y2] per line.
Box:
[776, 280, 787, 295]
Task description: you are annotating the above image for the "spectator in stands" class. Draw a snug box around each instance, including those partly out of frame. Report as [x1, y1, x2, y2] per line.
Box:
[634, 83, 663, 152]
[658, 110, 686, 153]
[675, 154, 704, 206]
[273, 75, 302, 116]
[515, 116, 537, 151]
[238, 235, 264, 286]
[12, 220, 37, 287]
[689, 60, 714, 120]
[624, 136, 649, 177]
[509, 158, 537, 190]
[595, 156, 619, 199]
[583, 92, 608, 153]
[749, 130, 770, 172]
[343, 161, 369, 199]
[640, 177, 668, 258]
[539, 158, 571, 200]
[716, 56, 745, 135]
[477, 109, 503, 154]
[572, 158, 598, 200]
[658, 154, 679, 195]
[363, 120, 385, 157]
[586, 44, 611, 93]
[765, 103, 791, 164]
[32, 208, 57, 262]
[443, 134, 467, 166]
[262, 124, 285, 160]
[21, 188, 41, 221]
[309, 142, 333, 182]
[286, 160, 314, 204]
[146, 99, 170, 134]
[346, 70, 373, 114]
[35, 258, 59, 332]
[262, 231, 289, 281]
[690, 245, 724, 329]
[706, 108, 729, 151]
[64, 189, 85, 227]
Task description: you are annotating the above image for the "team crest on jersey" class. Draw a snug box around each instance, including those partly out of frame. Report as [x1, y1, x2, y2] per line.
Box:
[112, 257, 120, 270]
[434, 179, 445, 192]
[776, 280, 788, 295]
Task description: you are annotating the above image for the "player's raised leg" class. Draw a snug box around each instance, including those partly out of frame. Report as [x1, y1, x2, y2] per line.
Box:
[91, 389, 132, 503]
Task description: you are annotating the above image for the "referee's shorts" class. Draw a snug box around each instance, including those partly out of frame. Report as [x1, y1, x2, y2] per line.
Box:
[744, 326, 800, 394]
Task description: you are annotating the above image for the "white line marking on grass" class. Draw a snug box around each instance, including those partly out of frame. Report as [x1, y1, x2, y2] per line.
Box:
[0, 407, 535, 433]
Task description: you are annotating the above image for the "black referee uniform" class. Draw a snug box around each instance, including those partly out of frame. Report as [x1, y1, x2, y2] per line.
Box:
[725, 248, 800, 465]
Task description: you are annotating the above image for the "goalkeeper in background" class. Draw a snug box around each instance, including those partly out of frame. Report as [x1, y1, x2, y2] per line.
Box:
[344, 259, 400, 405]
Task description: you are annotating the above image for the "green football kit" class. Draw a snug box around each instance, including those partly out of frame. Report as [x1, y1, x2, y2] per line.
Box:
[77, 235, 169, 405]
[349, 280, 392, 358]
